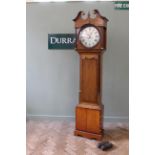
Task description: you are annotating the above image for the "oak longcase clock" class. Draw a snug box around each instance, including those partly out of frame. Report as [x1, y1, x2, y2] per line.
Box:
[73, 10, 108, 140]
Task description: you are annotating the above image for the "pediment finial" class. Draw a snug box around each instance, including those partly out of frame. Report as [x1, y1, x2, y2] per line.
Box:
[93, 9, 108, 21]
[73, 11, 85, 21]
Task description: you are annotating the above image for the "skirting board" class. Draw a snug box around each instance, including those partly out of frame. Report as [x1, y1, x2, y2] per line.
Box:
[26, 114, 129, 123]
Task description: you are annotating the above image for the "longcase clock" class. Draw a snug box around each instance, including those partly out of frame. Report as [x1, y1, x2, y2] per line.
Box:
[73, 10, 108, 140]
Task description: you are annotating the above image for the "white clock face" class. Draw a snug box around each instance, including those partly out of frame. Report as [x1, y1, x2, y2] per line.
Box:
[79, 26, 100, 48]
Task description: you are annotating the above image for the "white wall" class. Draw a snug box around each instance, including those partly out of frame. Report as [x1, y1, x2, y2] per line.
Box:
[26, 1, 129, 122]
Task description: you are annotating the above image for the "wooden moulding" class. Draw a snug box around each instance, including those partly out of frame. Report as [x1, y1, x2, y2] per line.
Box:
[76, 103, 103, 110]
[74, 130, 103, 141]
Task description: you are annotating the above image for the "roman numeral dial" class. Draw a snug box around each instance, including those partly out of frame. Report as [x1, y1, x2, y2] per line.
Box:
[79, 26, 100, 48]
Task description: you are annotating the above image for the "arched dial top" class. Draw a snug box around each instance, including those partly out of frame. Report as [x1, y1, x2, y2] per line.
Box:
[79, 26, 100, 48]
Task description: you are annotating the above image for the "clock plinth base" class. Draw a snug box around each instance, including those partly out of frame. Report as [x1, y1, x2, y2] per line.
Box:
[74, 130, 103, 140]
[75, 105, 103, 140]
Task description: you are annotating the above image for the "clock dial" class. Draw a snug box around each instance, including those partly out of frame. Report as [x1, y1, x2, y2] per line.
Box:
[79, 26, 100, 48]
